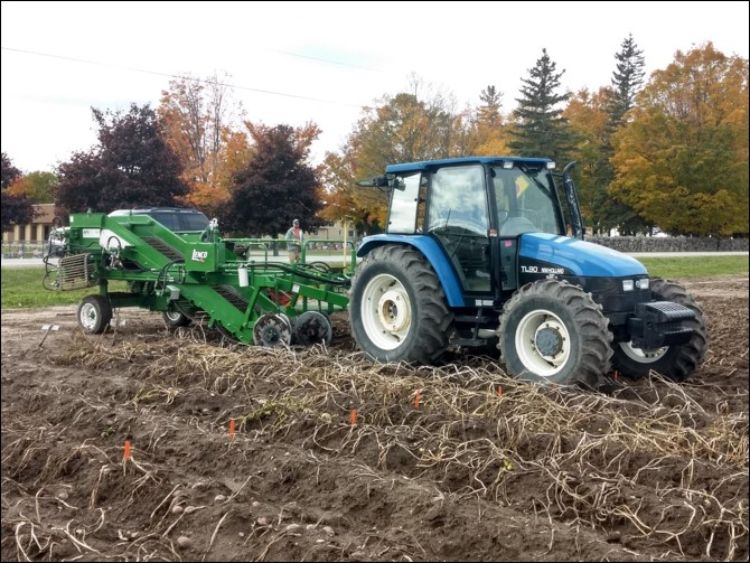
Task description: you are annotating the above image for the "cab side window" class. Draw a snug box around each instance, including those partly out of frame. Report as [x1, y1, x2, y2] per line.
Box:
[387, 172, 421, 234]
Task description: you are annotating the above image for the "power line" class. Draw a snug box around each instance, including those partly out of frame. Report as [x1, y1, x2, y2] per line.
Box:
[1, 46, 371, 109]
[263, 46, 386, 74]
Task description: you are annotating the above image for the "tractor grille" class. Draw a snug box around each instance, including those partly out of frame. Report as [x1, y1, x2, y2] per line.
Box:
[214, 285, 250, 312]
[142, 236, 183, 262]
[58, 253, 95, 290]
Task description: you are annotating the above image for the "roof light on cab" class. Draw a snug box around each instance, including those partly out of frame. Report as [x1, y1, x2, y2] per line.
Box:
[502, 161, 514, 169]
[547, 161, 556, 169]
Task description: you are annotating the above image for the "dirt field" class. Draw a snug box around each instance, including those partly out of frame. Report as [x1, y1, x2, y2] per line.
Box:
[1, 277, 748, 561]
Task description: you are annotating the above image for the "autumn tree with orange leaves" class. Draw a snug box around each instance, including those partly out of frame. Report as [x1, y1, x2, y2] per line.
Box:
[158, 73, 250, 217]
[321, 78, 473, 234]
[611, 43, 749, 236]
[564, 87, 612, 233]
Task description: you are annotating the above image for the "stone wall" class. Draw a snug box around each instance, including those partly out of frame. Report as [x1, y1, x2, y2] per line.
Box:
[587, 236, 749, 253]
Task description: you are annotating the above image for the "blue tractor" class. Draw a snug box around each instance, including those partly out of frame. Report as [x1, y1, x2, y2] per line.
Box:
[349, 157, 707, 388]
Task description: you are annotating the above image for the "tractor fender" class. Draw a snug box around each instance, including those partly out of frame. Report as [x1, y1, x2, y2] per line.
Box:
[356, 234, 465, 307]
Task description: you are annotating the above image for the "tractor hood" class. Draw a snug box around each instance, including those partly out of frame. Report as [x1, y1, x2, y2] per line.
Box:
[518, 233, 647, 277]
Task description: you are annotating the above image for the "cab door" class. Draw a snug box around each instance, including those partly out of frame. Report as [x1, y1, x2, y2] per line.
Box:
[426, 165, 492, 294]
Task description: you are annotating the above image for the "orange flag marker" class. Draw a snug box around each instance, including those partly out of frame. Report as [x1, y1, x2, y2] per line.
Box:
[496, 386, 504, 397]
[123, 439, 132, 461]
[229, 419, 236, 440]
[349, 408, 358, 426]
[414, 390, 422, 409]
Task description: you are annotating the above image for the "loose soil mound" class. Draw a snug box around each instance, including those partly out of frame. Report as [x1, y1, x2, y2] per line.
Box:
[1, 277, 747, 561]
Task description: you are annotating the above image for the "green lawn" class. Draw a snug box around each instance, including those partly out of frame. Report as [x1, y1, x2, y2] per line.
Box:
[638, 255, 749, 279]
[2, 255, 747, 309]
[1, 267, 127, 309]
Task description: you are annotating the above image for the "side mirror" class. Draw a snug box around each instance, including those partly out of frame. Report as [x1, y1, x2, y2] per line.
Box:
[561, 162, 584, 240]
[355, 175, 389, 188]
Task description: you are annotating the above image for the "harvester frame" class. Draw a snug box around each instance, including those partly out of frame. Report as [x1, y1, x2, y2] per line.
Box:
[46, 209, 355, 347]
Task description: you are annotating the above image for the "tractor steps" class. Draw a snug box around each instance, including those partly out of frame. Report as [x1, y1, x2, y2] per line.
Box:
[142, 236, 184, 262]
[454, 314, 495, 325]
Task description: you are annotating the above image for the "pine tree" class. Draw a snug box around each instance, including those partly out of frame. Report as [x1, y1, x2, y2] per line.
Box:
[608, 34, 646, 129]
[602, 34, 649, 235]
[467, 85, 510, 156]
[509, 49, 574, 162]
[478, 85, 503, 128]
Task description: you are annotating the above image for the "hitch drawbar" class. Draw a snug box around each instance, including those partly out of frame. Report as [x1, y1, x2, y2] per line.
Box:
[627, 301, 696, 349]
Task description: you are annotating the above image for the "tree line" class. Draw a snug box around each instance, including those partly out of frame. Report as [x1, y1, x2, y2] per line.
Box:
[1, 39, 747, 238]
[322, 39, 748, 237]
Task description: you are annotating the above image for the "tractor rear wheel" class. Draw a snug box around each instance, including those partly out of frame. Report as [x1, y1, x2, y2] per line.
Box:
[77, 295, 113, 335]
[349, 245, 453, 364]
[612, 279, 707, 381]
[497, 279, 612, 388]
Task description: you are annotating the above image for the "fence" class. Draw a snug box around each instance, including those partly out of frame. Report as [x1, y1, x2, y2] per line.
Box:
[2, 241, 47, 258]
[3, 236, 747, 260]
[588, 236, 749, 253]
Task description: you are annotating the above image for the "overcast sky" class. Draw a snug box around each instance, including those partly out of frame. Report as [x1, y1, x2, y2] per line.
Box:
[2, 1, 748, 173]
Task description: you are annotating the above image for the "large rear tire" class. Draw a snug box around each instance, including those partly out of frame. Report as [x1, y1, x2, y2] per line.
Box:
[497, 279, 612, 388]
[612, 279, 707, 382]
[349, 245, 453, 364]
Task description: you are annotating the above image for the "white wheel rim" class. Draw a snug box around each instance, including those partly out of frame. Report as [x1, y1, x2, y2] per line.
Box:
[80, 303, 98, 331]
[166, 311, 182, 322]
[619, 341, 668, 363]
[514, 309, 571, 377]
[361, 273, 413, 351]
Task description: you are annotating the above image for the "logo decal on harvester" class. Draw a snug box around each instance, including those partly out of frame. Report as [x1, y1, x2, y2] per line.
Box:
[191, 249, 208, 263]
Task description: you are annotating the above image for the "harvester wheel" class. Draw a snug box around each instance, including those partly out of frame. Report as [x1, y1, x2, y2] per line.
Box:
[497, 279, 612, 388]
[612, 279, 707, 381]
[349, 245, 453, 364]
[253, 313, 293, 347]
[162, 308, 191, 328]
[77, 295, 113, 335]
[293, 311, 333, 346]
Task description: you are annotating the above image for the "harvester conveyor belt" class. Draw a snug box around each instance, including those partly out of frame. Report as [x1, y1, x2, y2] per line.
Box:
[141, 236, 184, 262]
[213, 285, 251, 311]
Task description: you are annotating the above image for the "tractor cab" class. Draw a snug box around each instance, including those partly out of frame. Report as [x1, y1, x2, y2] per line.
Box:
[359, 156, 581, 301]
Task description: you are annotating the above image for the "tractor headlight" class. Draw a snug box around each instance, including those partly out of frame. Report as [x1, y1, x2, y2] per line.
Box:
[635, 278, 650, 290]
[622, 279, 634, 292]
[546, 161, 556, 169]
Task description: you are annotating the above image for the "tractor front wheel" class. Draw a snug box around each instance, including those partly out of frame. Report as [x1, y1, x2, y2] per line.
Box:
[349, 245, 453, 364]
[612, 279, 707, 381]
[497, 279, 612, 388]
[77, 295, 113, 334]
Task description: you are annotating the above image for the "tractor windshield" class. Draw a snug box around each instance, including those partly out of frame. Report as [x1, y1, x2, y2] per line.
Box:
[491, 167, 564, 236]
